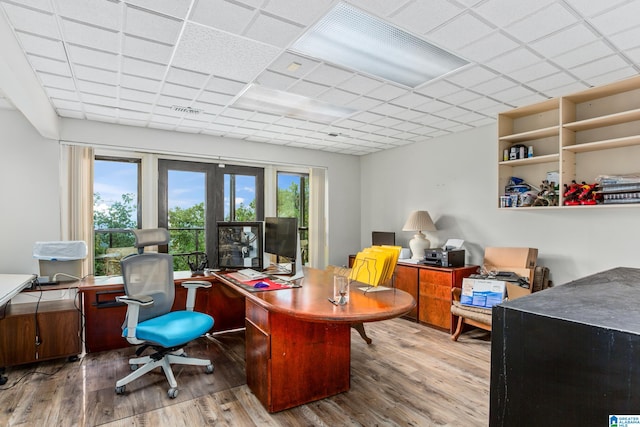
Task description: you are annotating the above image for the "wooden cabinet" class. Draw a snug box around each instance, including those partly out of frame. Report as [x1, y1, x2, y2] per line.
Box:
[0, 299, 81, 368]
[349, 256, 477, 331]
[394, 263, 419, 321]
[498, 74, 640, 208]
[414, 264, 478, 331]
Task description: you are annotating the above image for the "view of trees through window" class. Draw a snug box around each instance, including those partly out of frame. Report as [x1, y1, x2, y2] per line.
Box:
[93, 158, 140, 276]
[277, 172, 309, 265]
[93, 158, 305, 275]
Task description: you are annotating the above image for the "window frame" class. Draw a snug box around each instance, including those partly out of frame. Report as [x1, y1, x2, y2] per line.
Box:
[157, 159, 264, 268]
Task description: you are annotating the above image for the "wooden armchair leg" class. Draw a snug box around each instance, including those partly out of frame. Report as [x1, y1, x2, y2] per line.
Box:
[451, 316, 464, 341]
[352, 322, 372, 345]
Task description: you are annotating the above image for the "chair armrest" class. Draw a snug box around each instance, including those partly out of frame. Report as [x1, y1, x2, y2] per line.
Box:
[182, 280, 212, 289]
[116, 294, 154, 306]
[452, 287, 462, 302]
[182, 280, 212, 312]
[116, 294, 154, 342]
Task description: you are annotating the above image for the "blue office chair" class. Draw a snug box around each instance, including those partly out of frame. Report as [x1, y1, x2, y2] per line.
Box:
[114, 228, 214, 399]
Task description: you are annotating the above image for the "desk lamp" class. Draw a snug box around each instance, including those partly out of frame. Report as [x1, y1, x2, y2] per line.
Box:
[402, 210, 436, 260]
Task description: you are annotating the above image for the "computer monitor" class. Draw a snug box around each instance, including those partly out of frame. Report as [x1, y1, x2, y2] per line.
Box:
[264, 217, 299, 275]
[216, 221, 263, 270]
[372, 231, 395, 246]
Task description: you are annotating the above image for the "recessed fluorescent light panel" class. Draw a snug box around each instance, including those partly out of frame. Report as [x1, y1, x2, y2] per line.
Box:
[233, 84, 357, 123]
[291, 2, 469, 88]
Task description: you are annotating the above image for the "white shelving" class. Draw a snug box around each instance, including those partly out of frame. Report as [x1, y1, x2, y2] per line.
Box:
[497, 74, 640, 209]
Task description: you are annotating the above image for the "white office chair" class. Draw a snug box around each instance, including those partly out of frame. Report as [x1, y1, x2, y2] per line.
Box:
[114, 228, 214, 399]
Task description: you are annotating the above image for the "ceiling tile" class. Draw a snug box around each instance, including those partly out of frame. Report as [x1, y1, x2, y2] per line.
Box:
[255, 70, 298, 90]
[189, 0, 255, 35]
[507, 61, 560, 83]
[162, 82, 200, 99]
[552, 40, 615, 69]
[2, 2, 60, 39]
[38, 72, 76, 90]
[317, 88, 360, 106]
[81, 92, 118, 107]
[166, 67, 210, 89]
[390, 0, 464, 34]
[526, 72, 576, 93]
[262, 0, 333, 26]
[569, 55, 630, 81]
[348, 0, 412, 18]
[121, 73, 162, 93]
[416, 79, 462, 99]
[586, 66, 637, 86]
[123, 35, 174, 64]
[45, 86, 79, 101]
[345, 96, 383, 111]
[506, 3, 578, 43]
[445, 66, 498, 88]
[288, 80, 330, 98]
[120, 88, 156, 104]
[303, 64, 353, 87]
[244, 12, 303, 48]
[427, 12, 494, 50]
[474, 0, 554, 28]
[67, 45, 119, 71]
[563, 0, 629, 17]
[60, 19, 120, 52]
[267, 52, 320, 79]
[27, 55, 71, 76]
[608, 26, 640, 50]
[125, 5, 183, 45]
[588, 1, 640, 36]
[56, 0, 122, 30]
[172, 23, 281, 80]
[15, 32, 66, 60]
[485, 48, 542, 74]
[458, 31, 519, 62]
[125, 0, 193, 19]
[529, 23, 599, 58]
[390, 93, 432, 109]
[197, 91, 234, 105]
[77, 80, 117, 98]
[366, 84, 405, 101]
[73, 65, 118, 85]
[122, 57, 167, 80]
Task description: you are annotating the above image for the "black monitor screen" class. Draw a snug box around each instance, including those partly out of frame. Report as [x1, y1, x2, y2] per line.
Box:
[372, 231, 395, 246]
[264, 217, 298, 260]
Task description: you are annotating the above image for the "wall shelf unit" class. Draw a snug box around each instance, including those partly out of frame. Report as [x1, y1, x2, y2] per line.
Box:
[498, 74, 640, 209]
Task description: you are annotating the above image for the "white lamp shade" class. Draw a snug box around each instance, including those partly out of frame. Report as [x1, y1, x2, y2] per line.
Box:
[402, 211, 436, 260]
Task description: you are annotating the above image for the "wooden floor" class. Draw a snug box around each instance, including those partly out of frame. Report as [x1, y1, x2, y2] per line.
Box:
[0, 318, 491, 426]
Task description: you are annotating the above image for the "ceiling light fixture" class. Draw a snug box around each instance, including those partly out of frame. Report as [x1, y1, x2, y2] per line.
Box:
[291, 2, 469, 88]
[233, 84, 357, 123]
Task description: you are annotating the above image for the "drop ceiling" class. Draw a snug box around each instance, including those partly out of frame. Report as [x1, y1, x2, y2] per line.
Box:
[1, 0, 639, 155]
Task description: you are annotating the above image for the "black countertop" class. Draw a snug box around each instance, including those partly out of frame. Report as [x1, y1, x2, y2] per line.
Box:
[498, 266, 640, 333]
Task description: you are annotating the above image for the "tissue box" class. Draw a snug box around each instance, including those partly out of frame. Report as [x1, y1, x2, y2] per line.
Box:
[460, 278, 506, 309]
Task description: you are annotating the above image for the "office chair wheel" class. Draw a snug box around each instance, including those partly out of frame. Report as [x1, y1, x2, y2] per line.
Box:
[115, 385, 126, 395]
[168, 388, 179, 399]
[0, 375, 7, 386]
[129, 363, 138, 371]
[205, 364, 214, 374]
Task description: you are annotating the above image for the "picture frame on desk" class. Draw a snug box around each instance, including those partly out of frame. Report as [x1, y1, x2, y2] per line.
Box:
[216, 221, 263, 270]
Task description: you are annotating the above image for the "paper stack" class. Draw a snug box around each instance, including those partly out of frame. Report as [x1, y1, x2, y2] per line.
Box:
[349, 245, 401, 287]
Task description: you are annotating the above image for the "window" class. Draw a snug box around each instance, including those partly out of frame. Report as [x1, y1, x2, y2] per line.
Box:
[277, 172, 309, 265]
[93, 157, 141, 275]
[158, 160, 264, 270]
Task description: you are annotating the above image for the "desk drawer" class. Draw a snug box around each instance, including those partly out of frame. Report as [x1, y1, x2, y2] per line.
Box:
[246, 299, 269, 333]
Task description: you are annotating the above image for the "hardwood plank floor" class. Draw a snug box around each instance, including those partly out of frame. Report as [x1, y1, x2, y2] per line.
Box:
[0, 318, 490, 426]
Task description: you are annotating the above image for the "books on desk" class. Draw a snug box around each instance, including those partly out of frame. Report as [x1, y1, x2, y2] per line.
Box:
[231, 268, 268, 282]
[349, 246, 401, 287]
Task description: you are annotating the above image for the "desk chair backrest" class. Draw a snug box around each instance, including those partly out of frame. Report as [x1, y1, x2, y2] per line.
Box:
[120, 228, 174, 325]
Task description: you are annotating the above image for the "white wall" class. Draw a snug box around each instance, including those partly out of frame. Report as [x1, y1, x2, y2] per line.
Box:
[0, 110, 362, 275]
[360, 124, 640, 285]
[0, 109, 61, 275]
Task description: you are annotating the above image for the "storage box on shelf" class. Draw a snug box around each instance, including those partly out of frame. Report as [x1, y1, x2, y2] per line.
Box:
[498, 74, 640, 209]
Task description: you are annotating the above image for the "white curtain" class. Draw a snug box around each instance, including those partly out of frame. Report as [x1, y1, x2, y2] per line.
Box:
[60, 144, 94, 276]
[308, 167, 327, 269]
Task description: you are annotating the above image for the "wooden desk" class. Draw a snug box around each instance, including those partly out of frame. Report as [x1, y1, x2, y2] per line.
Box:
[1, 276, 81, 376]
[78, 272, 245, 353]
[215, 267, 416, 412]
